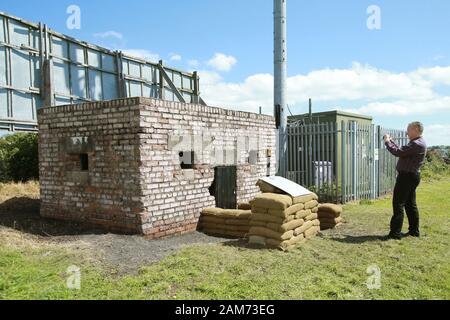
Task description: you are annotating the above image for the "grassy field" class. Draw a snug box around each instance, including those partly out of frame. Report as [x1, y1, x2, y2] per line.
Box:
[0, 178, 449, 300]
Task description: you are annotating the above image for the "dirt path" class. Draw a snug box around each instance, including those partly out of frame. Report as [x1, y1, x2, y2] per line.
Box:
[0, 195, 231, 275]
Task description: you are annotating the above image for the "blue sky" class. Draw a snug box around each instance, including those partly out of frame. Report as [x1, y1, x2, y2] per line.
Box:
[2, 0, 450, 145]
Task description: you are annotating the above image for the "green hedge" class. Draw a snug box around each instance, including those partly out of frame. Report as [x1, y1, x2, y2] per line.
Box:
[0, 132, 39, 182]
[421, 148, 450, 180]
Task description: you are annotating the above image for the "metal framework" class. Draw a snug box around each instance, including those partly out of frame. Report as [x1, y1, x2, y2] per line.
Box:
[0, 11, 206, 135]
[283, 121, 409, 203]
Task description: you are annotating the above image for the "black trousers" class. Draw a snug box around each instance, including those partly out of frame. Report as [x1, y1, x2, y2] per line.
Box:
[390, 172, 421, 236]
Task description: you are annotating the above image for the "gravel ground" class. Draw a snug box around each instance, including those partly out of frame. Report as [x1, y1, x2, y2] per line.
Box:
[0, 197, 231, 274]
[52, 232, 231, 274]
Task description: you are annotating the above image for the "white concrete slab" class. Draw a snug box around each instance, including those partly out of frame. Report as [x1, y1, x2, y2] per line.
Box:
[258, 176, 313, 197]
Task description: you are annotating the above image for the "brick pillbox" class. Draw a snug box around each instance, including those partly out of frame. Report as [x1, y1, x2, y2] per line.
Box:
[38, 97, 277, 239]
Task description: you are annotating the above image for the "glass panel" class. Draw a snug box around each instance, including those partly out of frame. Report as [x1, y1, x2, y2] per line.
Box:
[122, 60, 129, 75]
[51, 36, 68, 59]
[54, 95, 71, 106]
[30, 30, 40, 50]
[11, 49, 31, 89]
[14, 123, 37, 131]
[102, 72, 118, 100]
[0, 46, 7, 86]
[53, 58, 70, 95]
[102, 53, 115, 72]
[0, 88, 8, 118]
[9, 20, 29, 47]
[70, 43, 85, 64]
[183, 92, 192, 103]
[30, 54, 40, 88]
[88, 69, 102, 100]
[129, 61, 141, 77]
[165, 88, 174, 102]
[12, 91, 34, 121]
[143, 84, 158, 98]
[142, 65, 158, 83]
[0, 129, 11, 137]
[173, 72, 181, 89]
[0, 16, 4, 43]
[87, 49, 100, 68]
[70, 65, 86, 98]
[142, 65, 152, 82]
[182, 76, 192, 90]
[129, 81, 141, 97]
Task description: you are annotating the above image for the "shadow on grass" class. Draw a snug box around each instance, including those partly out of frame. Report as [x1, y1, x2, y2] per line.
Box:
[0, 197, 107, 237]
[329, 235, 387, 244]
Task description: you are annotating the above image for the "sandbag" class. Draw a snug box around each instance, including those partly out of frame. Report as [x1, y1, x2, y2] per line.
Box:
[202, 228, 247, 238]
[250, 193, 293, 210]
[250, 220, 268, 227]
[249, 227, 294, 241]
[221, 209, 252, 218]
[251, 213, 285, 224]
[266, 219, 304, 233]
[318, 211, 340, 219]
[266, 234, 305, 251]
[200, 216, 227, 225]
[238, 203, 252, 210]
[224, 219, 251, 226]
[318, 203, 343, 215]
[292, 193, 318, 205]
[267, 203, 305, 218]
[318, 216, 343, 225]
[249, 235, 266, 246]
[311, 207, 319, 213]
[312, 219, 321, 227]
[305, 200, 319, 210]
[251, 206, 269, 214]
[201, 208, 224, 216]
[305, 212, 318, 221]
[294, 220, 314, 236]
[304, 226, 319, 239]
[295, 210, 311, 220]
[202, 223, 249, 232]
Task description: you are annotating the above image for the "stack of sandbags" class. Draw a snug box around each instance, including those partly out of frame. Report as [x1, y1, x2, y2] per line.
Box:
[199, 208, 252, 238]
[248, 193, 321, 251]
[237, 203, 252, 210]
[317, 203, 343, 230]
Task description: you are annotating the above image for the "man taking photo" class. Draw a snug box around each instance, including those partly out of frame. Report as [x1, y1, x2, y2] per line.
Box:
[383, 122, 427, 240]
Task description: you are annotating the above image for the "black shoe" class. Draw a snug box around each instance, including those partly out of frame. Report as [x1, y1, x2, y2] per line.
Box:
[402, 232, 420, 238]
[381, 233, 402, 241]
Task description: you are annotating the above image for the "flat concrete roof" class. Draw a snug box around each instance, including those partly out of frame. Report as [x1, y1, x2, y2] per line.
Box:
[289, 110, 373, 121]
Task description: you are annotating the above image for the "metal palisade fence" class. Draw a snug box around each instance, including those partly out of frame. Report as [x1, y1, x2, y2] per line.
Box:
[283, 121, 408, 203]
[0, 12, 205, 135]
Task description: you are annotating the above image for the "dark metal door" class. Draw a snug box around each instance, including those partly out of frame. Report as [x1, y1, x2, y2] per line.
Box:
[213, 166, 237, 209]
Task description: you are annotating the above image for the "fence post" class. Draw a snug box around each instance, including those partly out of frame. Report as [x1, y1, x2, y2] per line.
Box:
[341, 121, 346, 203]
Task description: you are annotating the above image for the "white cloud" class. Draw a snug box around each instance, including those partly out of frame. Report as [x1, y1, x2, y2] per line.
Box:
[423, 124, 450, 146]
[188, 59, 200, 68]
[199, 62, 450, 118]
[121, 49, 160, 62]
[414, 66, 450, 86]
[93, 31, 124, 40]
[343, 98, 450, 116]
[169, 53, 182, 62]
[207, 53, 237, 72]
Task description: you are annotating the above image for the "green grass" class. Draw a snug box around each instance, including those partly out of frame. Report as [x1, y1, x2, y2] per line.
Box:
[1, 178, 449, 300]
